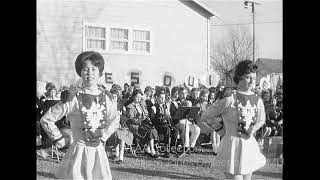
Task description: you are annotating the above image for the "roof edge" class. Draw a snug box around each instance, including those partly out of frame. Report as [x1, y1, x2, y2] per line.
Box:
[190, 0, 220, 18]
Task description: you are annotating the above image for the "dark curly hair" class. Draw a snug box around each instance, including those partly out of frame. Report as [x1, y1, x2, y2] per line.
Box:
[110, 84, 122, 95]
[44, 82, 57, 97]
[45, 82, 56, 91]
[74, 51, 104, 77]
[233, 60, 258, 85]
[154, 86, 166, 97]
[171, 86, 179, 96]
[144, 86, 154, 94]
[178, 86, 188, 94]
[131, 88, 143, 99]
[199, 89, 209, 97]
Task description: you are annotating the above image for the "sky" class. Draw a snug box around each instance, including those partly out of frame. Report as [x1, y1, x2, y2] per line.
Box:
[203, 0, 282, 60]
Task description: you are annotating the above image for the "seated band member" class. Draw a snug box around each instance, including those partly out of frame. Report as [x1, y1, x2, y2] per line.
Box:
[195, 89, 220, 155]
[189, 87, 200, 106]
[149, 87, 179, 158]
[107, 84, 133, 163]
[144, 86, 156, 110]
[172, 86, 200, 155]
[126, 89, 159, 158]
[122, 83, 131, 100]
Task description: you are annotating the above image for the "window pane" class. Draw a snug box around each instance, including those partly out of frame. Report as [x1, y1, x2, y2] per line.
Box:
[146, 42, 150, 52]
[87, 39, 105, 50]
[100, 28, 105, 38]
[111, 28, 128, 40]
[146, 31, 150, 40]
[87, 26, 105, 38]
[85, 25, 106, 50]
[99, 40, 105, 49]
[133, 30, 150, 41]
[111, 41, 128, 51]
[133, 41, 149, 52]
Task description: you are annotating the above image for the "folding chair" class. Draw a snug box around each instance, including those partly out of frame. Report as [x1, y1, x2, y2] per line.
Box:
[50, 144, 60, 162]
[264, 136, 283, 162]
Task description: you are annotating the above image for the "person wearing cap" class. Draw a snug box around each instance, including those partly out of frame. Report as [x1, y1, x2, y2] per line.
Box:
[149, 87, 179, 158]
[40, 51, 119, 179]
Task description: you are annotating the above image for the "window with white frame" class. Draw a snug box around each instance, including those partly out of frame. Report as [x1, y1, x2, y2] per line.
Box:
[85, 26, 106, 51]
[132, 30, 150, 52]
[83, 24, 151, 54]
[110, 28, 128, 51]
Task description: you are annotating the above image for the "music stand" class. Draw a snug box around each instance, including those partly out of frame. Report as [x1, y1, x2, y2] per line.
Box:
[172, 106, 201, 120]
[172, 107, 201, 154]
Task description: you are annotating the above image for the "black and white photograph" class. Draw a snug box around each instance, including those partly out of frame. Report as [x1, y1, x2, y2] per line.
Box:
[36, 0, 283, 179]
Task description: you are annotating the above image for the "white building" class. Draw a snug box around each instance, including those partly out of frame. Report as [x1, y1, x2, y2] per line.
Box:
[37, 0, 218, 90]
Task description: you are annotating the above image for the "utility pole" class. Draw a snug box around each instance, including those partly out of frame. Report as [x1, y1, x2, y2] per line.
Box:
[244, 0, 261, 63]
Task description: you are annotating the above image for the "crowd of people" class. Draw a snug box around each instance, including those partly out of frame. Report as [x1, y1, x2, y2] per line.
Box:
[36, 82, 71, 158]
[255, 88, 283, 141]
[36, 81, 227, 160]
[36, 51, 283, 180]
[36, 79, 283, 160]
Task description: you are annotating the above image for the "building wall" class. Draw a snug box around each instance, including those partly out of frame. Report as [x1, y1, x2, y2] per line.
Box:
[37, 0, 210, 90]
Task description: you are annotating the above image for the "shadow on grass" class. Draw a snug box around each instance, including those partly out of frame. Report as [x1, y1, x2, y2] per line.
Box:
[198, 151, 217, 156]
[253, 171, 282, 179]
[37, 171, 56, 179]
[111, 167, 218, 180]
[123, 154, 213, 168]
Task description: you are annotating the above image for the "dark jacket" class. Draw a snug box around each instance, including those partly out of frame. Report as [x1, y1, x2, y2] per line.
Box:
[126, 102, 149, 125]
[149, 103, 170, 127]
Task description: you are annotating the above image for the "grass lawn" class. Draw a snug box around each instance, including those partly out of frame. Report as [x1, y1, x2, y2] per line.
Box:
[37, 145, 282, 180]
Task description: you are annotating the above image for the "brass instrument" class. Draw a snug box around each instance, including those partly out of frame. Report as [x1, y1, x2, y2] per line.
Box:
[160, 103, 173, 127]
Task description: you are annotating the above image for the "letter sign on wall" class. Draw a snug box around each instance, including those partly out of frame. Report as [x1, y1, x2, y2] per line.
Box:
[163, 75, 172, 87]
[208, 75, 212, 86]
[188, 75, 194, 87]
[131, 72, 140, 86]
[105, 72, 113, 84]
[203, 71, 220, 88]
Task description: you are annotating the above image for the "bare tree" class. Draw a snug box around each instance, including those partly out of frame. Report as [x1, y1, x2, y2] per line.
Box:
[211, 25, 258, 87]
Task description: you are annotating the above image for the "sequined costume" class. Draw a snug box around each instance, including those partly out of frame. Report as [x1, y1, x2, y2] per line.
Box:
[40, 87, 119, 179]
[201, 90, 266, 175]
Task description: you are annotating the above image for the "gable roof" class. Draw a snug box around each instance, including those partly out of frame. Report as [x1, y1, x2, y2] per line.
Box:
[256, 58, 282, 75]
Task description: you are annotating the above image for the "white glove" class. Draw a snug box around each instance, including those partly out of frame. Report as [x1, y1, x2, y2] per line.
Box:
[55, 138, 66, 148]
[36, 135, 42, 146]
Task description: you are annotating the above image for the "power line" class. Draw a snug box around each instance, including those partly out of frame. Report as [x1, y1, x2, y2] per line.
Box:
[211, 20, 282, 26]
